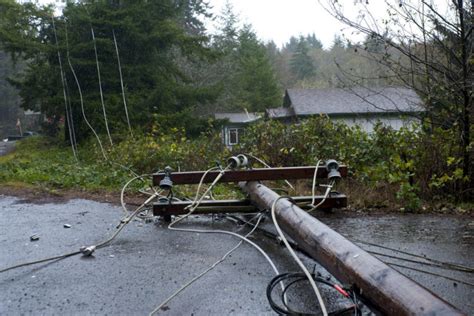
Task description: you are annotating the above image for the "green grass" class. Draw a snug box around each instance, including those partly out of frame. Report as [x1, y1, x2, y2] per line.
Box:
[0, 136, 133, 192]
[0, 135, 236, 199]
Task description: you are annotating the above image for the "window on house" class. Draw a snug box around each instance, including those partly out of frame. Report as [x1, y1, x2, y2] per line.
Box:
[228, 128, 239, 145]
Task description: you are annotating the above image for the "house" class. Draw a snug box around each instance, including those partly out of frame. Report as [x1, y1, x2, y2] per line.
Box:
[214, 112, 261, 147]
[266, 87, 424, 132]
[23, 110, 42, 131]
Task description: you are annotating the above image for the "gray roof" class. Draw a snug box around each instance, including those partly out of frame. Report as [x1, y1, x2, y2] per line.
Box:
[285, 87, 424, 116]
[266, 107, 294, 118]
[214, 112, 261, 123]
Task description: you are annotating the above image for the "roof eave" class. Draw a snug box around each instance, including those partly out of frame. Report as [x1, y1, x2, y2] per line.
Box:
[295, 110, 426, 117]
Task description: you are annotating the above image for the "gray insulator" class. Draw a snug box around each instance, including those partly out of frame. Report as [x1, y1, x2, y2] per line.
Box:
[227, 156, 241, 169]
[237, 154, 249, 168]
[159, 166, 173, 190]
[325, 159, 341, 180]
[80, 245, 96, 256]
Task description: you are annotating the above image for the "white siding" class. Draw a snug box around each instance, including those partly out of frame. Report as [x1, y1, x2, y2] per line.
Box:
[332, 115, 419, 133]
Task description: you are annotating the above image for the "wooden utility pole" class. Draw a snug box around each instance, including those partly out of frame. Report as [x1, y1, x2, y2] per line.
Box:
[240, 181, 464, 316]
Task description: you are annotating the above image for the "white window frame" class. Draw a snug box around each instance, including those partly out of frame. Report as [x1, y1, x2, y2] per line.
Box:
[228, 128, 239, 145]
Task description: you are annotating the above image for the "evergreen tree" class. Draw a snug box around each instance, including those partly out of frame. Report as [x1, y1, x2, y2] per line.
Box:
[211, 5, 280, 112]
[290, 37, 315, 80]
[0, 0, 217, 140]
[175, 0, 212, 36]
[284, 36, 299, 53]
[213, 0, 239, 52]
[306, 33, 323, 49]
[331, 35, 346, 50]
[234, 25, 280, 111]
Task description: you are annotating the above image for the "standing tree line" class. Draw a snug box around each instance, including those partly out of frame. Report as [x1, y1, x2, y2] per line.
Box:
[0, 0, 281, 141]
[264, 33, 406, 90]
[320, 0, 473, 196]
[0, 0, 471, 196]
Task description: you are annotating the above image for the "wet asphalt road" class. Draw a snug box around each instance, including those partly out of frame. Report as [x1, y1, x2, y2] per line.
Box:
[0, 196, 472, 315]
[319, 212, 474, 314]
[0, 196, 351, 315]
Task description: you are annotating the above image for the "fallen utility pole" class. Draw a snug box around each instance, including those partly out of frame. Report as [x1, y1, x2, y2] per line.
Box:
[153, 194, 347, 216]
[240, 181, 464, 316]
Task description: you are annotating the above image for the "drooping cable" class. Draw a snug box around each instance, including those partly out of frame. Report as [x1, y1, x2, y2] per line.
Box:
[271, 196, 328, 316]
[112, 29, 133, 137]
[165, 164, 286, 306]
[63, 68, 78, 153]
[245, 153, 295, 191]
[120, 173, 161, 217]
[367, 249, 474, 273]
[51, 14, 78, 162]
[352, 239, 474, 273]
[0, 193, 157, 274]
[0, 249, 81, 274]
[65, 21, 107, 160]
[167, 167, 281, 278]
[95, 193, 157, 250]
[385, 262, 474, 287]
[307, 180, 335, 213]
[149, 213, 265, 315]
[91, 26, 113, 146]
[310, 159, 322, 206]
[186, 166, 220, 211]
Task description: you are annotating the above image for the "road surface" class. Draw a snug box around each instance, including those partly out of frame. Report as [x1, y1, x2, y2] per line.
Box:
[0, 196, 472, 315]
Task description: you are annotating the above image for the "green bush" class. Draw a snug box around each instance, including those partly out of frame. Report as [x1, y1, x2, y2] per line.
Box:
[106, 128, 230, 173]
[0, 117, 468, 210]
[238, 117, 467, 209]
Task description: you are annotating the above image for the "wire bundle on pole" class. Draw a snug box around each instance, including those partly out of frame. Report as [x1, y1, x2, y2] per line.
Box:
[267, 272, 360, 316]
[266, 272, 360, 315]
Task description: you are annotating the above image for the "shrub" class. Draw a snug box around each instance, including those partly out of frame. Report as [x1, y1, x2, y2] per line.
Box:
[0, 116, 468, 210]
[239, 117, 467, 209]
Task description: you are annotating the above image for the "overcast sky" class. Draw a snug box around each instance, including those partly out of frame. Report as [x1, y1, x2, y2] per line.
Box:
[207, 0, 352, 49]
[38, 0, 392, 49]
